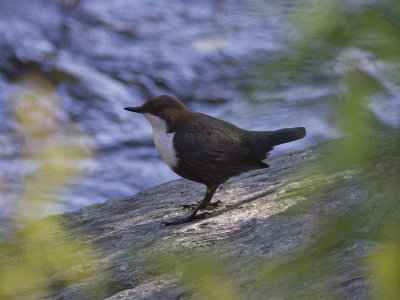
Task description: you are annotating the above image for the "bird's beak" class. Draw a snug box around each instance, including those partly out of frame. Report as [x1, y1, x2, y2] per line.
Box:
[124, 106, 143, 113]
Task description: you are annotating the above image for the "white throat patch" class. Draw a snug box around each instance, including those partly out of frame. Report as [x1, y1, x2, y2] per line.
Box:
[143, 113, 178, 169]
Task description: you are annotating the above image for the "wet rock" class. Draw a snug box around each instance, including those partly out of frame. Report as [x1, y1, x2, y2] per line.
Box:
[17, 133, 398, 299]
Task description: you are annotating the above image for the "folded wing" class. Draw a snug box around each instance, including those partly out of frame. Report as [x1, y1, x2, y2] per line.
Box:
[173, 113, 266, 185]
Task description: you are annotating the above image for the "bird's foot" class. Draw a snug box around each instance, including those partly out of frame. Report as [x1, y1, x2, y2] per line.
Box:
[202, 200, 222, 208]
[162, 212, 209, 227]
[181, 200, 222, 210]
[180, 202, 199, 209]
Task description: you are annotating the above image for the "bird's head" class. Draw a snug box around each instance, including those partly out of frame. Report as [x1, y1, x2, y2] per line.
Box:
[124, 95, 189, 130]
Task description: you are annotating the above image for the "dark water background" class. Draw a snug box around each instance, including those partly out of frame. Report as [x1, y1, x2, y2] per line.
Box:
[0, 0, 398, 219]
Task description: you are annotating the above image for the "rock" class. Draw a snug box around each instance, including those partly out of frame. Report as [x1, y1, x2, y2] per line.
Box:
[6, 133, 397, 299]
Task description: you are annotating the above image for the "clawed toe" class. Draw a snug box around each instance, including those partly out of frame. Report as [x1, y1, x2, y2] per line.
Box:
[162, 212, 210, 227]
[199, 200, 222, 209]
[182, 200, 223, 210]
[181, 202, 199, 209]
[206, 200, 222, 207]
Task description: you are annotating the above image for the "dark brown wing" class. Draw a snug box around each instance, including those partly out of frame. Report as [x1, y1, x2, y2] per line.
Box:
[172, 113, 267, 185]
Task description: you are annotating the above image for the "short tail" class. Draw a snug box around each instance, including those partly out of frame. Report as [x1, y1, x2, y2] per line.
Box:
[247, 127, 306, 162]
[267, 127, 306, 146]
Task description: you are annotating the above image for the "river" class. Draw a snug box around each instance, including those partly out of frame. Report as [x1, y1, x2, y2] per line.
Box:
[0, 0, 398, 221]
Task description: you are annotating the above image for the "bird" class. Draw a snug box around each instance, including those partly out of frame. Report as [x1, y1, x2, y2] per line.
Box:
[124, 95, 306, 226]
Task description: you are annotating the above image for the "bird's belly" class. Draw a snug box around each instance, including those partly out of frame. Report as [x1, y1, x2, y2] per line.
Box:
[153, 131, 179, 169]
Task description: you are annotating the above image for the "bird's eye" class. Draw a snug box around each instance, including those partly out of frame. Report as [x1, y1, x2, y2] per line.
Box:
[154, 105, 162, 111]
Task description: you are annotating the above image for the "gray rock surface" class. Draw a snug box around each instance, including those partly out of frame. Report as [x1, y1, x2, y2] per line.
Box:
[7, 133, 400, 299]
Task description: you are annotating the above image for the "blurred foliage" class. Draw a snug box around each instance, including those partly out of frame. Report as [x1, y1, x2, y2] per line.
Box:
[0, 73, 99, 299]
[154, 254, 238, 300]
[152, 0, 400, 299]
[371, 217, 400, 300]
[265, 0, 400, 298]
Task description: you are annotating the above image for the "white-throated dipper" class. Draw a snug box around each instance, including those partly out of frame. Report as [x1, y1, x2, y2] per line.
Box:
[125, 95, 306, 226]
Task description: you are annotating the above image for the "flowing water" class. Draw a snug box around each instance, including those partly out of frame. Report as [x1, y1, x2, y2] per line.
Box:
[0, 0, 398, 221]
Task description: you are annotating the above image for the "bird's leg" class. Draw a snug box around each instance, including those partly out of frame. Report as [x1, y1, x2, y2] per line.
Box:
[199, 184, 220, 208]
[163, 185, 218, 226]
[181, 185, 220, 209]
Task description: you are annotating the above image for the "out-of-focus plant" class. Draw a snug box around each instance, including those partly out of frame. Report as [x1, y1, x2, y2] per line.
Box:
[0, 73, 99, 299]
[370, 218, 400, 300]
[154, 253, 238, 300]
[255, 0, 400, 299]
